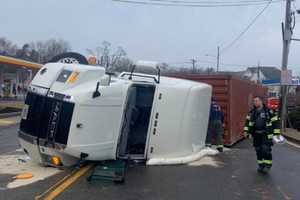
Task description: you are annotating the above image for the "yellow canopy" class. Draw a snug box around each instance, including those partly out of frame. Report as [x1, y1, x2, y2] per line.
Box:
[0, 55, 42, 69]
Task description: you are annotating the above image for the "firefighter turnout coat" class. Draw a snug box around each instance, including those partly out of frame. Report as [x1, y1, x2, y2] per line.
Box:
[244, 106, 281, 146]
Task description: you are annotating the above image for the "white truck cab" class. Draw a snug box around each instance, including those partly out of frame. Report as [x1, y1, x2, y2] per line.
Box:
[19, 60, 212, 167]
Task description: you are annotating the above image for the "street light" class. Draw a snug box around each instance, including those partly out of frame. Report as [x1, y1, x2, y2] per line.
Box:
[205, 54, 216, 58]
[205, 46, 220, 72]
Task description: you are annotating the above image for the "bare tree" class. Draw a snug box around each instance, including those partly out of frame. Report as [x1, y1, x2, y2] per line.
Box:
[162, 64, 216, 75]
[86, 41, 129, 70]
[16, 44, 32, 60]
[0, 37, 18, 56]
[111, 57, 133, 73]
[30, 39, 71, 63]
[44, 39, 71, 61]
[110, 46, 126, 67]
[30, 41, 47, 62]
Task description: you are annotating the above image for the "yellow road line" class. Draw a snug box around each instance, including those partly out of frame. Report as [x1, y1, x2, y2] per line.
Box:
[35, 164, 93, 200]
[0, 120, 15, 123]
[6, 104, 24, 109]
[0, 120, 16, 125]
[0, 103, 24, 109]
[0, 117, 18, 125]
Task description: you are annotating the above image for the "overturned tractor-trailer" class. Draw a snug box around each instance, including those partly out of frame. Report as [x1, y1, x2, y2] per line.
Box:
[18, 53, 212, 167]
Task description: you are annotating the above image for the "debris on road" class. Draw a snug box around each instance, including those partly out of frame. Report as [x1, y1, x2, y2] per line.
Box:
[17, 155, 30, 163]
[0, 151, 61, 189]
[87, 160, 126, 183]
[14, 172, 34, 180]
[147, 147, 219, 165]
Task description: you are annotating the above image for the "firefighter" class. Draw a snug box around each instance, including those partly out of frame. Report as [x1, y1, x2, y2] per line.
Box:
[206, 99, 225, 152]
[244, 96, 281, 173]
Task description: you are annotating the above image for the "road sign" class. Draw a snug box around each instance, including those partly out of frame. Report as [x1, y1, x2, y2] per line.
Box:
[262, 79, 281, 85]
[292, 78, 300, 85]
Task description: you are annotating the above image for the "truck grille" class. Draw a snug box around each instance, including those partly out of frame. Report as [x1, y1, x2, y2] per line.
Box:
[19, 91, 74, 146]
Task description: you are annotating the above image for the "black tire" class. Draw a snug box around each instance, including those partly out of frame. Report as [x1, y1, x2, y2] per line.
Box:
[48, 52, 89, 65]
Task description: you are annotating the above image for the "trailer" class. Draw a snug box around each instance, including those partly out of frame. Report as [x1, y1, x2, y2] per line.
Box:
[169, 74, 268, 146]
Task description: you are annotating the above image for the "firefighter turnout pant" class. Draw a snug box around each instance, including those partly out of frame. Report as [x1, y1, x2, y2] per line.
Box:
[205, 120, 224, 149]
[253, 132, 273, 169]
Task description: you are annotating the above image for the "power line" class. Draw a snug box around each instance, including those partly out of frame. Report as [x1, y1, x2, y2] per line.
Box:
[112, 0, 283, 7]
[113, 0, 284, 68]
[220, 0, 274, 53]
[168, 59, 253, 68]
[196, 59, 250, 67]
[148, 0, 277, 4]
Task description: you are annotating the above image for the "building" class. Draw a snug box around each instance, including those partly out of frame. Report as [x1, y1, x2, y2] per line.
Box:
[0, 64, 33, 99]
[242, 66, 282, 97]
[243, 66, 281, 83]
[0, 55, 40, 99]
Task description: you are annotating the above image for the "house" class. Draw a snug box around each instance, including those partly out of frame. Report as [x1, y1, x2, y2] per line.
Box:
[242, 66, 282, 97]
[243, 66, 281, 83]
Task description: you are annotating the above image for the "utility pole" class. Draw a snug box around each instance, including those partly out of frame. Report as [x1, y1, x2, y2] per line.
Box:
[257, 61, 260, 84]
[191, 59, 196, 73]
[281, 0, 293, 131]
[217, 46, 220, 72]
[205, 46, 220, 72]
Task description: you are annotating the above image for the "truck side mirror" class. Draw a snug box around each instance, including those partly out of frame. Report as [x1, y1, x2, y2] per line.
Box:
[92, 82, 101, 98]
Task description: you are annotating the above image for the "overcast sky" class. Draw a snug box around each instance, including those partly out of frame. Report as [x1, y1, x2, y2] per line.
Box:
[1, 0, 300, 74]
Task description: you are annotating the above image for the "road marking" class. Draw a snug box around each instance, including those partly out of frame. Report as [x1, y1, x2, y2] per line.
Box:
[0, 120, 15, 125]
[286, 140, 300, 149]
[35, 164, 93, 200]
[3, 148, 23, 155]
[0, 187, 7, 190]
[3, 103, 24, 109]
[277, 186, 292, 200]
[0, 117, 19, 126]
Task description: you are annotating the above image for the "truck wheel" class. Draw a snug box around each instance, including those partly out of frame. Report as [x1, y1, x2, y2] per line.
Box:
[48, 52, 89, 65]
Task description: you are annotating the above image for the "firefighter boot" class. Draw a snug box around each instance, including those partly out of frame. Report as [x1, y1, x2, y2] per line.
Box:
[257, 164, 265, 173]
[217, 145, 223, 152]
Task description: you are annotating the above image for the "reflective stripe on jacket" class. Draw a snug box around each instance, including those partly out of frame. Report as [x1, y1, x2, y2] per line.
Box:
[244, 106, 281, 139]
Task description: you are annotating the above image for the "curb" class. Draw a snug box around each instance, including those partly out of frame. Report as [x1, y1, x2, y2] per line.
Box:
[0, 112, 21, 118]
[283, 134, 300, 146]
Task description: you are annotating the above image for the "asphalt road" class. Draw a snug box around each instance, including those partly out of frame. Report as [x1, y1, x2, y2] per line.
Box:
[0, 123, 68, 200]
[58, 140, 300, 200]
[1, 125, 300, 200]
[0, 124, 20, 154]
